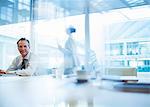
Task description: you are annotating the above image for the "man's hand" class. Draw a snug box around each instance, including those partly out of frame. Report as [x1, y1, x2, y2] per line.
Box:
[0, 69, 6, 74]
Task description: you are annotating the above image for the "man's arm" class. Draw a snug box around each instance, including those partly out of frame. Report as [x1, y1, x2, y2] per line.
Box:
[6, 54, 38, 76]
[7, 57, 19, 71]
[58, 42, 73, 55]
[9, 54, 38, 76]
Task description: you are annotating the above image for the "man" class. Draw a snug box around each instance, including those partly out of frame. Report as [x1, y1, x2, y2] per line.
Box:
[0, 38, 38, 76]
[58, 26, 80, 75]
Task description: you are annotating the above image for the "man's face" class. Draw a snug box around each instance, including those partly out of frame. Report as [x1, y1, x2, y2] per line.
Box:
[17, 40, 30, 58]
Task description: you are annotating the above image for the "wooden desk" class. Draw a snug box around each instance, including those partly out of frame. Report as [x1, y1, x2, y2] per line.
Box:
[0, 75, 150, 107]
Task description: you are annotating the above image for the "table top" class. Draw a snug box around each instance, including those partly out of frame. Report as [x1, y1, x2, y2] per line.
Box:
[0, 75, 150, 107]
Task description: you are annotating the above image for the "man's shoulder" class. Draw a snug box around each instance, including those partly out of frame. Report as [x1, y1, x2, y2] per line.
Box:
[15, 55, 22, 59]
[30, 52, 37, 56]
[11, 55, 22, 62]
[29, 52, 38, 59]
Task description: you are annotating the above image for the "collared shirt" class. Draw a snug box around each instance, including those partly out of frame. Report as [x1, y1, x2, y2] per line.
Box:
[7, 52, 38, 76]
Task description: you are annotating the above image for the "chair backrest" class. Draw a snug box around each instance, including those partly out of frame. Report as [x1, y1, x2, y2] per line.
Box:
[105, 67, 137, 76]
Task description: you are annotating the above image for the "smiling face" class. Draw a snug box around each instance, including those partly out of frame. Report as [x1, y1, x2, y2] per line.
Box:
[17, 40, 30, 58]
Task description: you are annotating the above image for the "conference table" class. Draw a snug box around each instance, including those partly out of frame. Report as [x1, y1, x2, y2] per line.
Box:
[0, 74, 150, 107]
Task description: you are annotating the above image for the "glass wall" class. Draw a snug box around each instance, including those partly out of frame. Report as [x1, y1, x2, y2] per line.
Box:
[0, 0, 150, 75]
[105, 19, 150, 74]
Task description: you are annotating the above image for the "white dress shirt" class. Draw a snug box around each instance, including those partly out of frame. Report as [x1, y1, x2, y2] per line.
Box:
[7, 52, 38, 76]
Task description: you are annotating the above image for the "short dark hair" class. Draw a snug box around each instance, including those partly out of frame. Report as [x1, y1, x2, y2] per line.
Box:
[17, 38, 30, 46]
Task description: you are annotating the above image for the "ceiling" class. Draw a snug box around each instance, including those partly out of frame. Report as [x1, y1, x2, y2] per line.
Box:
[1, 0, 150, 23]
[108, 20, 150, 40]
[50, 0, 150, 16]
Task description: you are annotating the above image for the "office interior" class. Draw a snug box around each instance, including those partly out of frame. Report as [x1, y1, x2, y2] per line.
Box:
[0, 0, 150, 107]
[0, 0, 150, 76]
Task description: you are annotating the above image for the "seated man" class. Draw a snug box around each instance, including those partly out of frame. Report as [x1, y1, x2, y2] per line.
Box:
[0, 38, 38, 76]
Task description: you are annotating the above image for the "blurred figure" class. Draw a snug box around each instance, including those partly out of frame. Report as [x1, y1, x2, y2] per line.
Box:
[58, 26, 80, 75]
[0, 38, 38, 76]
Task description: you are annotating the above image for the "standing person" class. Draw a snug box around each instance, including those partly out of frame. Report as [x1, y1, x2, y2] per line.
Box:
[58, 26, 80, 75]
[0, 38, 38, 76]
